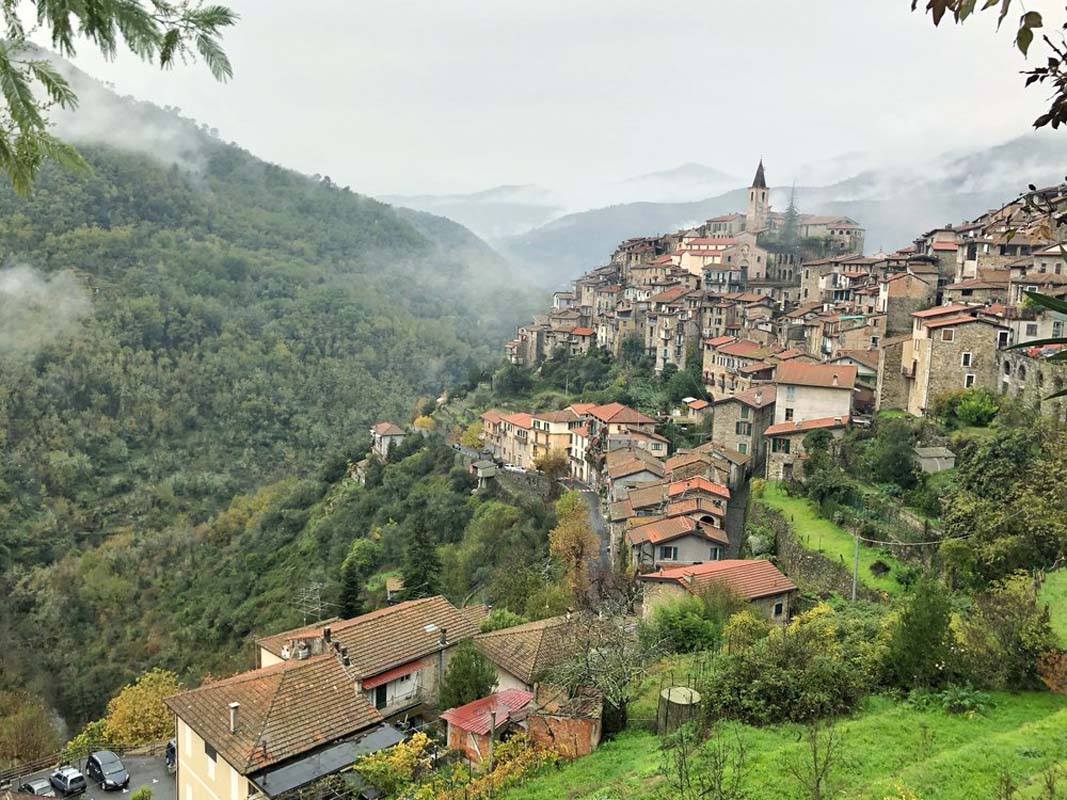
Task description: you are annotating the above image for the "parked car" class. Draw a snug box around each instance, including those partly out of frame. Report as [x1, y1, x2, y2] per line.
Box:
[18, 779, 56, 797]
[86, 751, 129, 791]
[48, 767, 86, 797]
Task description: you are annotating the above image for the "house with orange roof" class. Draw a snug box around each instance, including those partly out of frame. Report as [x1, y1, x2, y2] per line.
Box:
[626, 514, 729, 570]
[773, 361, 856, 427]
[712, 385, 776, 466]
[370, 421, 407, 460]
[638, 560, 797, 621]
[499, 411, 534, 468]
[901, 309, 1009, 417]
[764, 414, 850, 480]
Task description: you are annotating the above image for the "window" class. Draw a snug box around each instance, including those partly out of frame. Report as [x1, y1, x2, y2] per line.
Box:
[710, 546, 722, 560]
[998, 330, 1010, 348]
[735, 421, 752, 435]
[785, 386, 796, 401]
[737, 442, 748, 454]
[771, 438, 791, 454]
[965, 374, 976, 388]
[785, 408, 794, 421]
[205, 743, 217, 780]
[774, 601, 784, 618]
[961, 352, 972, 367]
[1026, 323, 1039, 337]
[740, 405, 750, 419]
[941, 328, 955, 342]
[1055, 322, 1063, 338]
[659, 545, 678, 561]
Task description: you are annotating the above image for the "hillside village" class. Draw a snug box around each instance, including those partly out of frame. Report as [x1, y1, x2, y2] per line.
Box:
[121, 164, 1067, 800]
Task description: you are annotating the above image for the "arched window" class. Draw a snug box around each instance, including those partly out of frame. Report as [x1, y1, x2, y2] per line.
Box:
[1018, 365, 1027, 381]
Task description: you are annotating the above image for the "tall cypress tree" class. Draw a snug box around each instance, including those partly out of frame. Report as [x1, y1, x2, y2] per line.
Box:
[400, 521, 442, 599]
[339, 554, 366, 618]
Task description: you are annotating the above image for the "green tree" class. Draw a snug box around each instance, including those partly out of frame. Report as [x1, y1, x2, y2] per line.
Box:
[886, 579, 953, 690]
[400, 521, 442, 599]
[866, 418, 920, 490]
[0, 2, 236, 193]
[438, 641, 497, 710]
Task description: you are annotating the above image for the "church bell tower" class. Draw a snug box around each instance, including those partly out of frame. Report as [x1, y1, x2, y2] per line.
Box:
[746, 159, 769, 232]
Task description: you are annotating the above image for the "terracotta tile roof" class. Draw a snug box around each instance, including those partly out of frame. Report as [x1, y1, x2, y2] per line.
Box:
[626, 481, 671, 511]
[589, 402, 656, 426]
[715, 339, 767, 357]
[831, 350, 880, 370]
[704, 335, 737, 347]
[607, 457, 666, 480]
[686, 398, 711, 410]
[738, 360, 777, 375]
[570, 327, 595, 336]
[533, 409, 580, 424]
[626, 516, 729, 547]
[764, 415, 850, 437]
[501, 412, 534, 429]
[256, 597, 479, 679]
[774, 361, 857, 390]
[480, 408, 506, 424]
[665, 451, 712, 473]
[664, 497, 725, 518]
[608, 499, 635, 522]
[371, 422, 405, 436]
[714, 385, 776, 409]
[474, 616, 571, 685]
[668, 476, 731, 500]
[608, 429, 669, 445]
[911, 303, 974, 319]
[460, 604, 490, 627]
[165, 655, 383, 774]
[568, 403, 599, 415]
[638, 559, 797, 601]
[692, 440, 750, 465]
[923, 315, 1006, 330]
[931, 241, 959, 251]
[687, 236, 738, 246]
[440, 689, 533, 736]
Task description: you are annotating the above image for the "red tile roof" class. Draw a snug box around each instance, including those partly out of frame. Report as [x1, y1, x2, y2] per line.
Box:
[668, 476, 731, 500]
[570, 327, 595, 336]
[911, 303, 973, 319]
[165, 655, 383, 773]
[480, 408, 506, 424]
[714, 385, 776, 409]
[501, 412, 534, 429]
[639, 559, 797, 601]
[371, 422, 405, 436]
[589, 402, 656, 426]
[626, 515, 729, 547]
[923, 315, 1005, 330]
[704, 335, 737, 347]
[764, 415, 850, 437]
[774, 361, 857, 390]
[931, 241, 959, 251]
[440, 689, 533, 736]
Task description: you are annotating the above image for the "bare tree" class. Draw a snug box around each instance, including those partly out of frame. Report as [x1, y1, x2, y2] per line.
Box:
[664, 723, 748, 800]
[786, 719, 838, 800]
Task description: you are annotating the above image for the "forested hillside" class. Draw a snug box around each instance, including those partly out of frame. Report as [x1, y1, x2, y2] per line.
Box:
[0, 98, 540, 729]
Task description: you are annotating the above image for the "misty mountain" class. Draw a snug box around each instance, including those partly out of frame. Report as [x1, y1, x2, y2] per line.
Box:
[0, 61, 541, 722]
[381, 184, 563, 241]
[615, 162, 739, 204]
[499, 132, 1067, 285]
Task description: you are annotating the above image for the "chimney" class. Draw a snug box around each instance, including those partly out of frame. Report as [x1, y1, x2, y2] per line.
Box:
[684, 573, 695, 586]
[323, 626, 331, 643]
[754, 389, 763, 405]
[228, 702, 240, 734]
[341, 645, 348, 660]
[342, 654, 350, 667]
[832, 373, 839, 386]
[439, 628, 448, 647]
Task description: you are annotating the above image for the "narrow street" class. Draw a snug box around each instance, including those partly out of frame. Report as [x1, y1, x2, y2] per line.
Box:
[723, 479, 750, 559]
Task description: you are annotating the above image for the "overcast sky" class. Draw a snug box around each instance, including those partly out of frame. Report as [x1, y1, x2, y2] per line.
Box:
[54, 0, 1059, 197]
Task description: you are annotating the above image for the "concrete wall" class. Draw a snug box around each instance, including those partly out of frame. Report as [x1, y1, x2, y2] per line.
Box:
[774, 384, 851, 425]
[176, 718, 249, 800]
[632, 534, 724, 570]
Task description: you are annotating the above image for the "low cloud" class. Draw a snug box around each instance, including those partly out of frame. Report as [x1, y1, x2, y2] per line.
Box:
[0, 266, 91, 356]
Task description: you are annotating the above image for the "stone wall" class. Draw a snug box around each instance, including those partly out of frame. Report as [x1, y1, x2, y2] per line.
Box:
[750, 502, 883, 602]
[996, 350, 1067, 423]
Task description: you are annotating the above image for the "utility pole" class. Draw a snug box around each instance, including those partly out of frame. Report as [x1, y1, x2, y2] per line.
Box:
[851, 533, 860, 601]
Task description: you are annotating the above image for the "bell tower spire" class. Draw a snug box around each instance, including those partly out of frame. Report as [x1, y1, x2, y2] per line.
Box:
[746, 158, 769, 232]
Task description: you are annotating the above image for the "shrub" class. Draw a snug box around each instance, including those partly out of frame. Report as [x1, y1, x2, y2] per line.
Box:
[645, 595, 723, 654]
[938, 684, 992, 716]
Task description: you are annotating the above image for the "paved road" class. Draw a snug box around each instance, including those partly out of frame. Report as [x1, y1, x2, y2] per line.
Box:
[723, 479, 750, 559]
[18, 755, 174, 800]
[579, 489, 610, 568]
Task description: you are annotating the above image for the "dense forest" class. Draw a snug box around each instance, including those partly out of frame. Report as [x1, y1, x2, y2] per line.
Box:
[0, 90, 542, 730]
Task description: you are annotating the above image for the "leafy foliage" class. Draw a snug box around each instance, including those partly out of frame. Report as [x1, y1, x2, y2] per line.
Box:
[101, 668, 183, 744]
[438, 641, 497, 711]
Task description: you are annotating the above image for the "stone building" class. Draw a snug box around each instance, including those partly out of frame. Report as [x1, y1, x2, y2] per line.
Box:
[764, 415, 849, 481]
[711, 385, 776, 466]
[996, 347, 1067, 423]
[901, 311, 1008, 417]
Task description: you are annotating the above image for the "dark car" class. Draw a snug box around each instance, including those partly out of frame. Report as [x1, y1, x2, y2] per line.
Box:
[48, 766, 86, 797]
[18, 779, 56, 797]
[86, 751, 129, 791]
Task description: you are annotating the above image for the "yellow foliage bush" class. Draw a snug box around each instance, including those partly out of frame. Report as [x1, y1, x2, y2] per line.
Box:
[413, 415, 436, 431]
[103, 669, 183, 745]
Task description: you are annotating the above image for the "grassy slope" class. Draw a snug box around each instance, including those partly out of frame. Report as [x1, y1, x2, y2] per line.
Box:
[759, 482, 905, 596]
[1041, 569, 1067, 647]
[505, 693, 1067, 800]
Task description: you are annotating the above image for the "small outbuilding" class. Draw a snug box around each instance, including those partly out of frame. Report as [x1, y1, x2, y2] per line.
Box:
[440, 689, 533, 763]
[914, 446, 956, 473]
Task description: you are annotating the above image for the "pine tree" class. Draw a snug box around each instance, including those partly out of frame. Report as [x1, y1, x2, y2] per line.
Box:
[339, 556, 366, 619]
[400, 521, 442, 599]
[438, 642, 497, 710]
[781, 183, 800, 249]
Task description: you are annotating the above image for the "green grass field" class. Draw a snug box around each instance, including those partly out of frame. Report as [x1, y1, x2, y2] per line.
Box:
[1041, 568, 1067, 648]
[504, 693, 1067, 799]
[758, 482, 905, 596]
